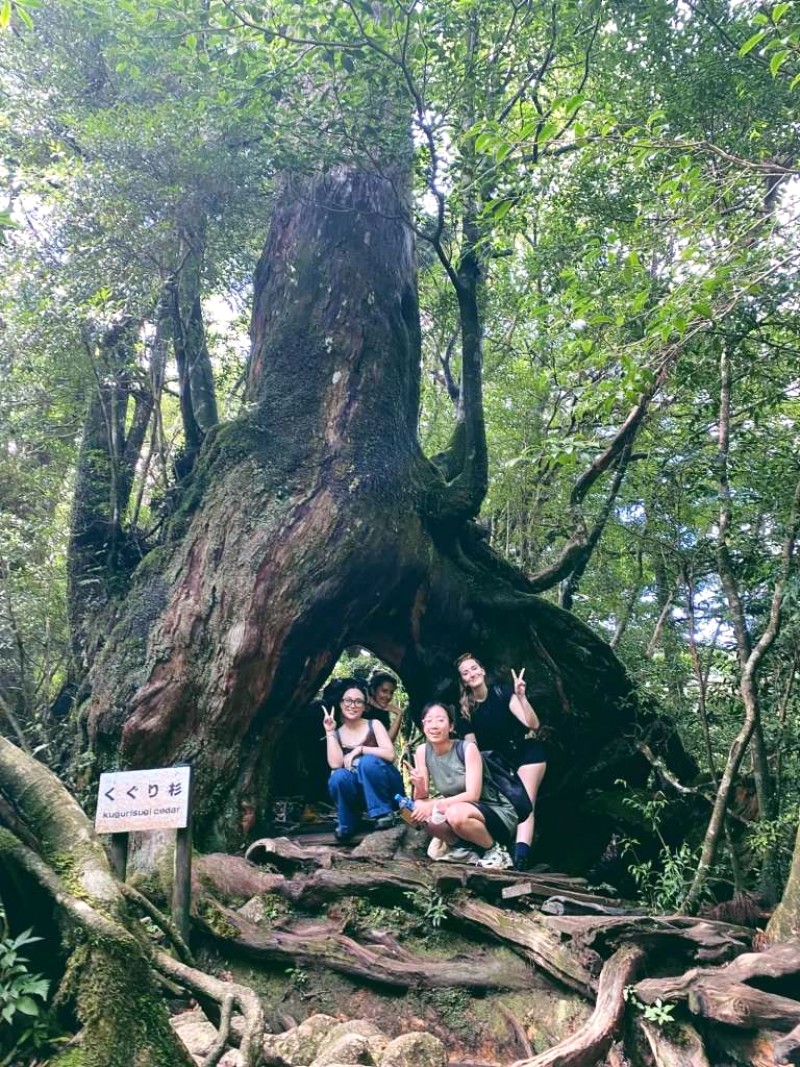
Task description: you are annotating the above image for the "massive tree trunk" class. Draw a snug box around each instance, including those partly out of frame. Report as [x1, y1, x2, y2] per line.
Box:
[78, 166, 667, 861]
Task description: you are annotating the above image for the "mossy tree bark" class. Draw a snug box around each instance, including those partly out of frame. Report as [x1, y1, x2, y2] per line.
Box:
[768, 818, 800, 943]
[77, 165, 671, 860]
[0, 736, 195, 1067]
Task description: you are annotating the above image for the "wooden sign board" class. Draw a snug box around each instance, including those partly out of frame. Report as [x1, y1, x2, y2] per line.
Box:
[95, 766, 191, 834]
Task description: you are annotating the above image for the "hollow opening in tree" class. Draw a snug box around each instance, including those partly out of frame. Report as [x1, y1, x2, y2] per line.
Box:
[267, 648, 412, 831]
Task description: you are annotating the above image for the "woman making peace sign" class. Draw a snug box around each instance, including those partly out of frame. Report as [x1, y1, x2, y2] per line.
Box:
[455, 654, 547, 869]
[322, 679, 404, 842]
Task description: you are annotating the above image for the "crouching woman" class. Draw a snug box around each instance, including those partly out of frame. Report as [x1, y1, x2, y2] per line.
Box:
[408, 702, 515, 869]
[323, 679, 404, 842]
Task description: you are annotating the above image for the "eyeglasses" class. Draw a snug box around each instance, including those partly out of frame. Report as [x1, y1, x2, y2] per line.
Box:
[341, 698, 365, 707]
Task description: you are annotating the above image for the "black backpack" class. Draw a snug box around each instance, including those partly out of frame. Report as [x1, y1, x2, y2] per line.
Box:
[454, 740, 533, 822]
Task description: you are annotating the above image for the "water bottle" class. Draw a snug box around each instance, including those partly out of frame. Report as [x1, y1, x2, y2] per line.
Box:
[395, 794, 415, 824]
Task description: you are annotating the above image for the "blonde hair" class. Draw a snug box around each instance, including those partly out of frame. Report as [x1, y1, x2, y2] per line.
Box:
[455, 652, 484, 723]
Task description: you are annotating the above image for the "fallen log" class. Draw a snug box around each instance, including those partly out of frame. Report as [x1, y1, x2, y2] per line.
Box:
[197, 902, 534, 990]
[509, 943, 646, 1067]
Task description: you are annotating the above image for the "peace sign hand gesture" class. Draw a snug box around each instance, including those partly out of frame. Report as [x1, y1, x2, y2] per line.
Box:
[511, 668, 526, 698]
[404, 760, 426, 792]
[322, 706, 337, 733]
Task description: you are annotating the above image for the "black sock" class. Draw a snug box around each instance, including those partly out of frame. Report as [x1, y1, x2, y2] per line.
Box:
[514, 842, 531, 867]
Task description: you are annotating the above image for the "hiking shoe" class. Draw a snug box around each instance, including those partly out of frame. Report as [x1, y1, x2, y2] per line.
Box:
[427, 837, 451, 860]
[477, 843, 514, 869]
[334, 827, 356, 844]
[374, 813, 396, 830]
[436, 845, 481, 865]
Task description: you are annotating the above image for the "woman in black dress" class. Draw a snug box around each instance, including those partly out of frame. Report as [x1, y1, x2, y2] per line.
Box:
[455, 653, 547, 869]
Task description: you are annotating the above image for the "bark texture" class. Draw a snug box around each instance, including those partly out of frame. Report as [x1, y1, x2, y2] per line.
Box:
[78, 166, 671, 861]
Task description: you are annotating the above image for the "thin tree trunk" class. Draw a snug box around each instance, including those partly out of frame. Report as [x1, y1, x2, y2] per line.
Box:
[684, 348, 800, 909]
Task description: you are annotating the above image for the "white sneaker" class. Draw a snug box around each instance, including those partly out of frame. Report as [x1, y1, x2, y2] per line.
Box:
[427, 837, 451, 860]
[436, 845, 481, 864]
[477, 843, 513, 869]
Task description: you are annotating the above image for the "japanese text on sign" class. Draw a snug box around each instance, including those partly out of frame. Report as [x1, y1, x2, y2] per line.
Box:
[95, 766, 191, 834]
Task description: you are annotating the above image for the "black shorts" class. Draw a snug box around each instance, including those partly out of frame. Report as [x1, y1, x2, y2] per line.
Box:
[469, 801, 512, 847]
[511, 738, 547, 767]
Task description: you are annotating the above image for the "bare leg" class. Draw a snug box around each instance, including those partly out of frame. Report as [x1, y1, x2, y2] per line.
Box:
[445, 802, 493, 849]
[515, 761, 547, 847]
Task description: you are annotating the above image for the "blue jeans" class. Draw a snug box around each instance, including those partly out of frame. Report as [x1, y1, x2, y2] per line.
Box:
[328, 755, 404, 834]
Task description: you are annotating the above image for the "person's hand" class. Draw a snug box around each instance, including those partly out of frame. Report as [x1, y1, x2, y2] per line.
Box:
[511, 667, 526, 698]
[322, 706, 337, 733]
[343, 746, 362, 771]
[404, 760, 426, 793]
[410, 799, 434, 823]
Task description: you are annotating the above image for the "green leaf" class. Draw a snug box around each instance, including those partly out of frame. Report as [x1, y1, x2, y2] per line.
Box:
[14, 996, 41, 1016]
[0, 0, 11, 29]
[772, 3, 791, 24]
[739, 29, 767, 56]
[490, 198, 513, 221]
[537, 120, 558, 144]
[770, 49, 789, 75]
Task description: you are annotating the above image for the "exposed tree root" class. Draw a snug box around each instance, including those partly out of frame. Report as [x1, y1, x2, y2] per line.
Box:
[119, 880, 196, 965]
[153, 948, 265, 1067]
[635, 942, 800, 1030]
[196, 898, 533, 990]
[637, 1018, 710, 1067]
[450, 895, 597, 996]
[5, 741, 800, 1067]
[0, 827, 195, 1067]
[509, 943, 645, 1067]
[774, 1023, 800, 1065]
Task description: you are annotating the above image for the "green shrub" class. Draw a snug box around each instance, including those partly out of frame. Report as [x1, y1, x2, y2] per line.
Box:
[0, 903, 54, 1066]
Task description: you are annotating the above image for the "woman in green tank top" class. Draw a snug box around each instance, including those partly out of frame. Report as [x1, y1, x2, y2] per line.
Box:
[407, 703, 515, 869]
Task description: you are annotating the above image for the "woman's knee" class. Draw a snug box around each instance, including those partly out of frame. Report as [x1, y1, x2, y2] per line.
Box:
[328, 769, 352, 794]
[359, 755, 399, 784]
[446, 803, 477, 833]
[358, 754, 385, 774]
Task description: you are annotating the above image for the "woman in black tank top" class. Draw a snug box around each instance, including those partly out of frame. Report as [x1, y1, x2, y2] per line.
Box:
[455, 654, 547, 870]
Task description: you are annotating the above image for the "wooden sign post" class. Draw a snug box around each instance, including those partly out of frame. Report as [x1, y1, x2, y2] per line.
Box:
[95, 765, 193, 940]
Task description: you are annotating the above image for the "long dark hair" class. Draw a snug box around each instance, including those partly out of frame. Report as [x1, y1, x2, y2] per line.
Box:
[368, 670, 398, 695]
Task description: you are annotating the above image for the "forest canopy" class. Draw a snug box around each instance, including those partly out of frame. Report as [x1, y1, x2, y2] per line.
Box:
[3, 2, 800, 1066]
[1, 0, 799, 905]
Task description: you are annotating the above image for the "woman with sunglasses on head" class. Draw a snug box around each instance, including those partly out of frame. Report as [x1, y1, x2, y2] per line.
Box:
[407, 702, 515, 869]
[455, 653, 547, 870]
[322, 678, 404, 842]
[367, 670, 406, 742]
